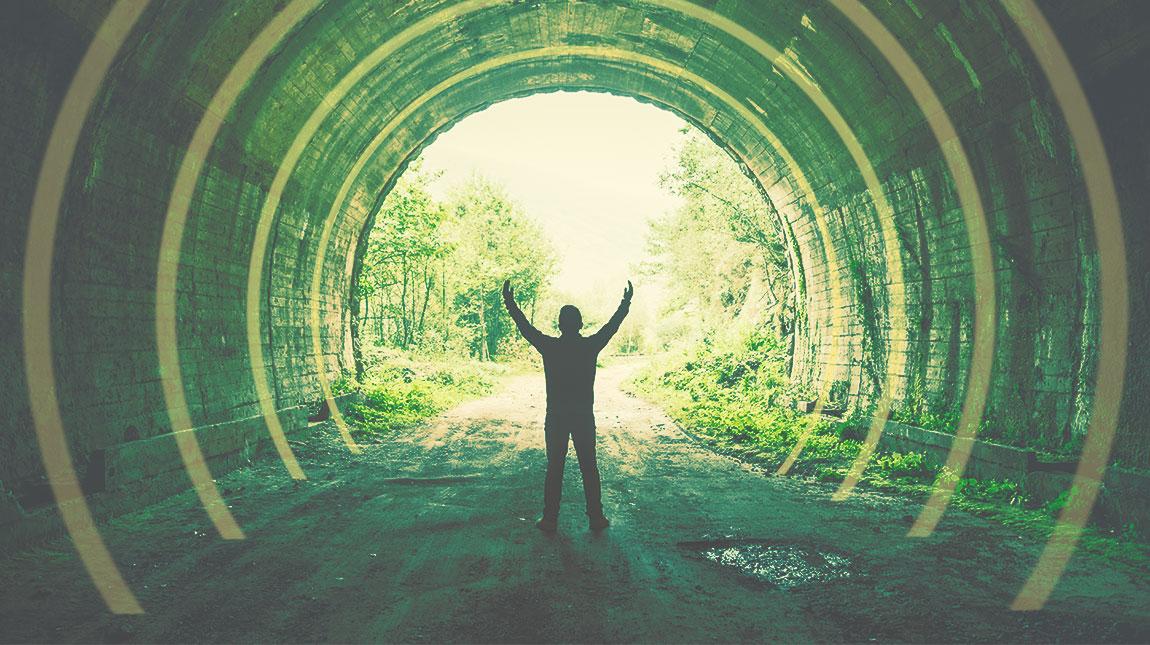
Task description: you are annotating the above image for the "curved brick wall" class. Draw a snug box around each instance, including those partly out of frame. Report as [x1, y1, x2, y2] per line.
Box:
[1, 1, 1147, 514]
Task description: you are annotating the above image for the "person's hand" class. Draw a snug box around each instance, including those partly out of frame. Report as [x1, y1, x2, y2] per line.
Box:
[622, 280, 634, 303]
[502, 279, 514, 304]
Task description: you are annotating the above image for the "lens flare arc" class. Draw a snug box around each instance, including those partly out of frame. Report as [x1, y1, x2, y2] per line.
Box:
[155, 0, 321, 539]
[652, 0, 912, 494]
[826, 0, 997, 534]
[21, 0, 151, 615]
[1003, 0, 1128, 612]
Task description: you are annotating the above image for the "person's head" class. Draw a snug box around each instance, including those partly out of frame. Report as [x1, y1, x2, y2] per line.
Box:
[558, 305, 583, 335]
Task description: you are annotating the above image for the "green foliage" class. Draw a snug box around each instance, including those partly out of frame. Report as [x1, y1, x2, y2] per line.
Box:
[330, 372, 358, 396]
[350, 380, 440, 432]
[360, 162, 449, 350]
[441, 175, 555, 361]
[892, 384, 962, 434]
[1039, 484, 1099, 516]
[629, 327, 1150, 571]
[358, 165, 555, 361]
[953, 477, 1025, 506]
[645, 129, 794, 350]
[629, 325, 854, 472]
[872, 451, 935, 480]
[833, 416, 870, 442]
[345, 350, 500, 434]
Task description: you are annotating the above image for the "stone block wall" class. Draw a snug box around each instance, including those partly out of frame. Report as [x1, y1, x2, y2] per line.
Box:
[1, 0, 1147, 530]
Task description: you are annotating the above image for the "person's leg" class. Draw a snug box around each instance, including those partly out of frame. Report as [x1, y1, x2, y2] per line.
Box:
[542, 421, 569, 521]
[571, 423, 604, 520]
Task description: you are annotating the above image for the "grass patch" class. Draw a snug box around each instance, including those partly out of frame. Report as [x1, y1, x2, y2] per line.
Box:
[626, 328, 1149, 571]
[341, 349, 504, 435]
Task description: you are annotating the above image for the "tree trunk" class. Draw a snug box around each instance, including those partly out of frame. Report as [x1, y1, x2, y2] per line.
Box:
[399, 257, 410, 348]
[440, 259, 448, 351]
[418, 264, 432, 345]
[477, 304, 488, 361]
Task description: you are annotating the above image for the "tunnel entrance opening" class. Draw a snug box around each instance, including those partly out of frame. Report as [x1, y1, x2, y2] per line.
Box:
[343, 90, 800, 441]
[3, 0, 1145, 629]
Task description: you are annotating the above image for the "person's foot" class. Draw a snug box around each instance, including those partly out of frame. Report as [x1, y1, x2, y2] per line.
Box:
[588, 515, 610, 531]
[536, 516, 558, 533]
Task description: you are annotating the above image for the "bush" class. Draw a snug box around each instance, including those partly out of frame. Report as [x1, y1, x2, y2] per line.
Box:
[344, 354, 498, 434]
[629, 325, 940, 484]
[833, 419, 869, 442]
[330, 372, 358, 396]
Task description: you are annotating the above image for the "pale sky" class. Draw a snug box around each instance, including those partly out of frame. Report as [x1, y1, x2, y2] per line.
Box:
[418, 91, 686, 306]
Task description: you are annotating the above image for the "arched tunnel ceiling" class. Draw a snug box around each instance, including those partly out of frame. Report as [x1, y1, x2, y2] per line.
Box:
[1, 0, 1148, 616]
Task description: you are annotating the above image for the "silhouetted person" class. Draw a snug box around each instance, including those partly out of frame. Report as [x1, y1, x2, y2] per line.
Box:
[502, 279, 633, 532]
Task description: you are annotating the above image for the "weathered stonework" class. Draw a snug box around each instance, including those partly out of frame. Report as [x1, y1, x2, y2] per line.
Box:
[1, 1, 1147, 530]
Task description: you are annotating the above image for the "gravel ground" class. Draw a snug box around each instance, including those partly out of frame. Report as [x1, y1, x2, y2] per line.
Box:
[1, 365, 1147, 643]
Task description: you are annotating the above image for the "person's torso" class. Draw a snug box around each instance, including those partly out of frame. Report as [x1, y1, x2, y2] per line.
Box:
[540, 335, 600, 416]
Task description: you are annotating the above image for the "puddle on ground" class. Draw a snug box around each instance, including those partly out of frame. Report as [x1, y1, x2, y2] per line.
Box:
[688, 541, 852, 589]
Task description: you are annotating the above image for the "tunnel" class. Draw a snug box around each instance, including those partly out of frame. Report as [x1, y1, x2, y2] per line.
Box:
[1, 0, 1149, 641]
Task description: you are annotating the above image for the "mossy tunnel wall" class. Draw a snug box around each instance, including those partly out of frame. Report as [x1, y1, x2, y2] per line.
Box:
[1, 0, 1148, 530]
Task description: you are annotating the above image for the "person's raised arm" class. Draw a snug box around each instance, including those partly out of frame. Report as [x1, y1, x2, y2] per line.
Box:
[591, 280, 633, 350]
[502, 280, 546, 349]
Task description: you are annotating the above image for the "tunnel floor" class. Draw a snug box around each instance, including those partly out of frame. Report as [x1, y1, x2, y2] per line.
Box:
[2, 366, 1147, 642]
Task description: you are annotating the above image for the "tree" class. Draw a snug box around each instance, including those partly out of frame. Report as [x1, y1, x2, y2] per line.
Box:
[356, 170, 556, 361]
[442, 176, 556, 360]
[646, 128, 794, 344]
[360, 161, 447, 349]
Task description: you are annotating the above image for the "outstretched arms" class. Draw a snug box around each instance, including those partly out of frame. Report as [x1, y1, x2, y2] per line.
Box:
[502, 280, 546, 349]
[591, 280, 633, 350]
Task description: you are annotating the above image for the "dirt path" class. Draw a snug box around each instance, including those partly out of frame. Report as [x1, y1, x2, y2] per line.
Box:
[2, 365, 1148, 642]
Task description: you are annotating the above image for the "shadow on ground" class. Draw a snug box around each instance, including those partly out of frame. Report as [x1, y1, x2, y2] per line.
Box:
[1, 366, 1147, 642]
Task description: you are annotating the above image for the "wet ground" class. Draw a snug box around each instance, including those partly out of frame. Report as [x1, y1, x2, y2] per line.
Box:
[688, 541, 853, 589]
[1, 365, 1148, 642]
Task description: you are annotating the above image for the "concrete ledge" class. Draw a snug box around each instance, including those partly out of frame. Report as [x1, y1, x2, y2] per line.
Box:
[875, 420, 1036, 481]
[795, 399, 817, 413]
[0, 392, 359, 552]
[1026, 467, 1150, 535]
[105, 415, 268, 489]
[861, 417, 1148, 534]
[1100, 466, 1150, 533]
[792, 399, 843, 416]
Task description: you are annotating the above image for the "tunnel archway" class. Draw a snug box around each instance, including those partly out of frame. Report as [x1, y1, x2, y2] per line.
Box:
[3, 0, 1145, 618]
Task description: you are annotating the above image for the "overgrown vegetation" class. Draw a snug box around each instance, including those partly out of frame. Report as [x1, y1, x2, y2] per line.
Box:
[643, 128, 795, 348]
[339, 347, 505, 435]
[629, 329, 860, 481]
[344, 164, 555, 433]
[631, 127, 1145, 567]
[356, 164, 555, 361]
[627, 328, 1147, 567]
